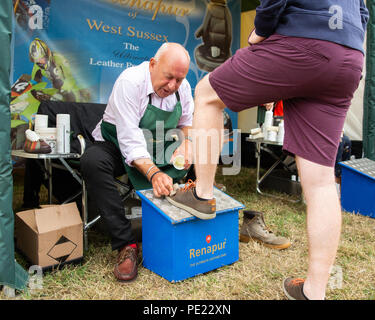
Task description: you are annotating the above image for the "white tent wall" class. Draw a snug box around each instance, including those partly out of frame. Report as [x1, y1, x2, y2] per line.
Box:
[345, 0, 367, 142]
[345, 65, 366, 141]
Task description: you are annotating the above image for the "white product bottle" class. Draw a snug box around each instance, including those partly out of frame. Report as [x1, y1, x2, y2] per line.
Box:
[263, 110, 273, 138]
[267, 127, 278, 142]
[277, 120, 285, 144]
[56, 114, 71, 154]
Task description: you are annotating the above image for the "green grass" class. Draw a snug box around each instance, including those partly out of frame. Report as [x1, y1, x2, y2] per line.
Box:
[4, 166, 375, 300]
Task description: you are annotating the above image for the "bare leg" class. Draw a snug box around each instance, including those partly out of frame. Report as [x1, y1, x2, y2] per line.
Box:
[295, 156, 342, 300]
[193, 75, 226, 199]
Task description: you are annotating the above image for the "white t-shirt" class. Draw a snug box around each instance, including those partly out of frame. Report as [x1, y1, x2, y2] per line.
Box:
[92, 61, 194, 166]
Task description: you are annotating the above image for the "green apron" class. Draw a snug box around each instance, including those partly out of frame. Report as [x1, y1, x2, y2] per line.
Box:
[101, 92, 188, 190]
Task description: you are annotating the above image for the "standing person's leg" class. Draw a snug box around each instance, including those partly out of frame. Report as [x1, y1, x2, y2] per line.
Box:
[295, 157, 341, 300]
[282, 40, 363, 299]
[193, 75, 227, 199]
[166, 77, 226, 220]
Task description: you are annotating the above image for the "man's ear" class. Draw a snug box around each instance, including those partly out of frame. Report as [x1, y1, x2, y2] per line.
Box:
[149, 57, 157, 68]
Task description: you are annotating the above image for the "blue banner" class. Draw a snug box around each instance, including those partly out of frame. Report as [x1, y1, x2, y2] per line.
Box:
[11, 0, 241, 156]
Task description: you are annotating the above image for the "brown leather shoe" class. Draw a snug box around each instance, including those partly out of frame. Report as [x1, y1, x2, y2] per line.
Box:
[114, 245, 138, 282]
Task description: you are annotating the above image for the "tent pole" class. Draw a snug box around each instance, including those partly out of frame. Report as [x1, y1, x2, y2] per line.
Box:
[364, 0, 375, 160]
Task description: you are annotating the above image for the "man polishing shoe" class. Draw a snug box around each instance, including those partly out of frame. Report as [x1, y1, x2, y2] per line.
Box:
[24, 129, 52, 154]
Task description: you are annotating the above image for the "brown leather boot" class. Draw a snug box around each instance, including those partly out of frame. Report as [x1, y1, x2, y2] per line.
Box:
[240, 210, 291, 250]
[113, 245, 138, 282]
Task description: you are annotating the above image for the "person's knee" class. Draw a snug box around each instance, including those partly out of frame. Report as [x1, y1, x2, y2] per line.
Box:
[195, 74, 226, 110]
[80, 146, 106, 179]
[80, 149, 96, 178]
[297, 157, 335, 189]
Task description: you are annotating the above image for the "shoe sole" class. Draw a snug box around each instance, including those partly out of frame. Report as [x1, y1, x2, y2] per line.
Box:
[23, 149, 51, 154]
[114, 268, 138, 283]
[116, 273, 138, 283]
[239, 234, 291, 250]
[166, 196, 216, 220]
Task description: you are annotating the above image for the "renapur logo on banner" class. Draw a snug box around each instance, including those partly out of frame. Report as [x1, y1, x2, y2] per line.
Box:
[189, 235, 227, 267]
[108, 0, 192, 21]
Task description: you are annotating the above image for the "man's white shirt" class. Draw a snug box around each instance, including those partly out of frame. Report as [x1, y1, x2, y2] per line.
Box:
[92, 61, 194, 166]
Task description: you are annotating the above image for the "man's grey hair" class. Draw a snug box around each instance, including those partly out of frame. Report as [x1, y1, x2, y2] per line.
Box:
[154, 43, 190, 62]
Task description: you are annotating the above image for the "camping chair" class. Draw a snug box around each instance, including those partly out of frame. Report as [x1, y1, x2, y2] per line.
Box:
[33, 100, 135, 250]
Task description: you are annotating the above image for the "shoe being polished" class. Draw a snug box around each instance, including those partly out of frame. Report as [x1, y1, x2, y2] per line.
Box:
[114, 244, 138, 282]
[166, 180, 216, 220]
[23, 129, 51, 154]
[240, 210, 291, 250]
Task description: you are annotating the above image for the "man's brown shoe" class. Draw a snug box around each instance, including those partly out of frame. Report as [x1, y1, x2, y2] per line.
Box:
[240, 210, 291, 250]
[114, 244, 138, 282]
[166, 180, 216, 220]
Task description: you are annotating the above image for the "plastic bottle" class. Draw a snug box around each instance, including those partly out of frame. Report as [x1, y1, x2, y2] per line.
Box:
[277, 120, 284, 144]
[262, 110, 273, 138]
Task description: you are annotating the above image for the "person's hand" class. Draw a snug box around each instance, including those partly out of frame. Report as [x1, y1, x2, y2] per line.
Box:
[170, 140, 193, 170]
[264, 102, 274, 111]
[248, 29, 266, 46]
[151, 171, 173, 197]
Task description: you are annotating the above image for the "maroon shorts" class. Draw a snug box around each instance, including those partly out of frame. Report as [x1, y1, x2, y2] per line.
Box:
[209, 34, 364, 167]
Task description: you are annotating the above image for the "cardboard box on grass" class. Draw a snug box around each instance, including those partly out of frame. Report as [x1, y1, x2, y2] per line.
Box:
[340, 158, 375, 219]
[137, 187, 244, 283]
[15, 202, 83, 269]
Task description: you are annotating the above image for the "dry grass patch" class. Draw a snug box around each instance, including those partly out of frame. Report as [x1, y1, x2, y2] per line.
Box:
[3, 166, 375, 300]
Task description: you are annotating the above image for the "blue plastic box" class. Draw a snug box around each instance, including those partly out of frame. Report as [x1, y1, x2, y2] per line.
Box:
[137, 188, 244, 282]
[340, 158, 375, 219]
